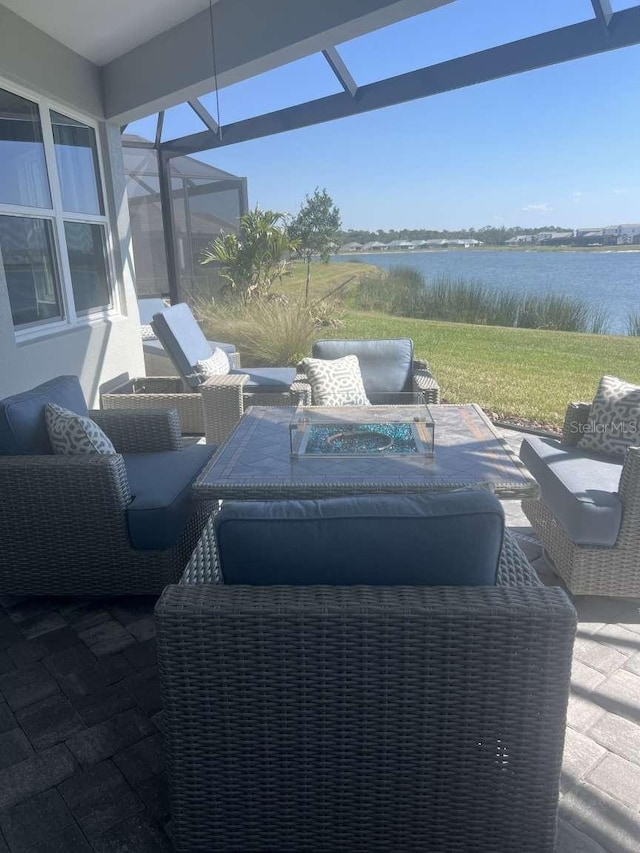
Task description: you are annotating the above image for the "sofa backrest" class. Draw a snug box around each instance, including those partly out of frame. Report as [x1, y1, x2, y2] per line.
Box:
[215, 491, 504, 586]
[312, 339, 414, 394]
[151, 303, 212, 388]
[0, 375, 87, 455]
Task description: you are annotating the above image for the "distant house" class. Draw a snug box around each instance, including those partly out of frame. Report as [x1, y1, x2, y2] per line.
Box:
[339, 242, 363, 252]
[505, 235, 535, 245]
[447, 238, 483, 247]
[386, 240, 415, 250]
[536, 231, 573, 245]
[361, 241, 388, 251]
[574, 228, 609, 246]
[603, 224, 640, 245]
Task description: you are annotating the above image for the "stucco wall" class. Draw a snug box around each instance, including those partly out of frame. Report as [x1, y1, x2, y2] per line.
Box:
[0, 15, 144, 407]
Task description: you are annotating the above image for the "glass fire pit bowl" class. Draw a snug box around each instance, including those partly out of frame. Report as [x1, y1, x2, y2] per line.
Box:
[290, 393, 435, 458]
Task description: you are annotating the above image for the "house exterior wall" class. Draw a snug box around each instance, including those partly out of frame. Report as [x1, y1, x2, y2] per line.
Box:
[0, 14, 143, 407]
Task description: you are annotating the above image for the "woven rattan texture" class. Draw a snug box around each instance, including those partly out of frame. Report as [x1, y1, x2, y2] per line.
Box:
[102, 379, 205, 434]
[157, 528, 575, 852]
[0, 408, 216, 595]
[201, 374, 311, 445]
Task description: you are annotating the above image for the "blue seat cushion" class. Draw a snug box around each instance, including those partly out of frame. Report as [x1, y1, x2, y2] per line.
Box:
[215, 492, 504, 586]
[123, 444, 216, 550]
[520, 436, 623, 547]
[151, 303, 214, 388]
[143, 337, 236, 358]
[312, 339, 414, 395]
[229, 367, 296, 390]
[0, 375, 87, 455]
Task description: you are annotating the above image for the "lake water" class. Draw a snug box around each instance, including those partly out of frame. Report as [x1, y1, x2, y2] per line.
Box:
[335, 250, 640, 335]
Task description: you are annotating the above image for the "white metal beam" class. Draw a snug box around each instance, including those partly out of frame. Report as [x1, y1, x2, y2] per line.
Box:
[188, 99, 219, 133]
[591, 0, 613, 28]
[322, 47, 358, 96]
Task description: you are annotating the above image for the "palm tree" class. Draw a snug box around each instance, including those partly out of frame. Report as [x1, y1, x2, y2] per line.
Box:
[200, 208, 297, 303]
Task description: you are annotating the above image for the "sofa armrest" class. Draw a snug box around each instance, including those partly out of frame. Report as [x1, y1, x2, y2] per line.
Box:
[617, 446, 640, 543]
[0, 454, 132, 569]
[200, 374, 249, 445]
[561, 402, 591, 446]
[90, 408, 182, 452]
[412, 366, 440, 404]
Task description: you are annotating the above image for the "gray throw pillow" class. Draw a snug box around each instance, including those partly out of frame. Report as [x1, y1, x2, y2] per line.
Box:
[302, 354, 370, 406]
[578, 375, 640, 458]
[45, 403, 116, 455]
[195, 347, 230, 377]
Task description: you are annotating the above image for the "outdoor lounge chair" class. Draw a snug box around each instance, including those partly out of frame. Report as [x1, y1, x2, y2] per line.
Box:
[299, 338, 440, 404]
[521, 398, 640, 596]
[156, 493, 576, 853]
[149, 303, 309, 444]
[138, 297, 241, 376]
[0, 375, 217, 596]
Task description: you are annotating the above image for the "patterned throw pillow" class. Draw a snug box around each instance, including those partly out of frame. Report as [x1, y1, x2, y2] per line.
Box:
[140, 324, 156, 341]
[195, 347, 230, 378]
[45, 403, 116, 455]
[578, 375, 640, 458]
[302, 355, 370, 406]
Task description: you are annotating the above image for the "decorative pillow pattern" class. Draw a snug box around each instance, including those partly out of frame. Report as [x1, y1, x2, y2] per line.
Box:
[302, 355, 370, 406]
[140, 324, 156, 341]
[578, 375, 640, 458]
[195, 347, 230, 378]
[45, 403, 116, 455]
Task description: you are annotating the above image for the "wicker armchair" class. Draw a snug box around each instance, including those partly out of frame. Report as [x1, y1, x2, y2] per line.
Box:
[297, 338, 440, 404]
[0, 404, 217, 596]
[156, 526, 575, 853]
[522, 402, 640, 597]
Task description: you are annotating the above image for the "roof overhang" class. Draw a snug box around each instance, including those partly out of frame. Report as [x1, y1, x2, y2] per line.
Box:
[159, 2, 640, 158]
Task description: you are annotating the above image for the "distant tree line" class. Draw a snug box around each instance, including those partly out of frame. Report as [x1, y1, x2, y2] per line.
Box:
[339, 225, 569, 246]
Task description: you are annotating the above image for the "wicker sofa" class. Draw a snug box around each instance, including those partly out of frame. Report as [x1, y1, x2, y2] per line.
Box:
[0, 375, 217, 596]
[521, 401, 640, 597]
[156, 500, 576, 853]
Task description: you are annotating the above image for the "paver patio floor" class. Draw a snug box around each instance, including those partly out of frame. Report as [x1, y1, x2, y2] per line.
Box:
[0, 428, 637, 852]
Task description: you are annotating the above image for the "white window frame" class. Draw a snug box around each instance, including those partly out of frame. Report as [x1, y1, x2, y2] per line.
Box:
[0, 76, 117, 341]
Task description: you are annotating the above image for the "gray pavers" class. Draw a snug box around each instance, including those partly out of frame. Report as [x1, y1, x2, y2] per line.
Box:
[0, 789, 75, 853]
[0, 426, 636, 851]
[58, 761, 144, 842]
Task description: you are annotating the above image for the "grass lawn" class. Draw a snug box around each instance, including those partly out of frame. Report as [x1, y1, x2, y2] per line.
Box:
[278, 261, 376, 301]
[337, 311, 640, 428]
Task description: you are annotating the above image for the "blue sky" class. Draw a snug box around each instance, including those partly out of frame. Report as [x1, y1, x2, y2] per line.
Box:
[128, 0, 640, 231]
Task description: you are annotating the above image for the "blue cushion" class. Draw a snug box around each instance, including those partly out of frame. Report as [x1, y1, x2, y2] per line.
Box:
[520, 436, 623, 547]
[215, 492, 504, 586]
[0, 376, 87, 455]
[229, 367, 297, 390]
[123, 444, 216, 550]
[143, 337, 236, 358]
[151, 303, 213, 388]
[312, 339, 414, 395]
